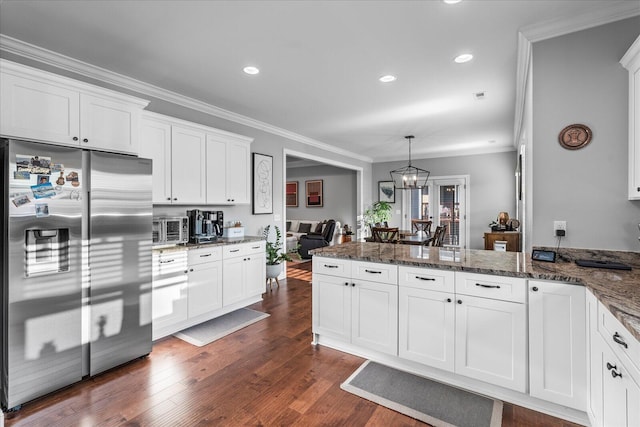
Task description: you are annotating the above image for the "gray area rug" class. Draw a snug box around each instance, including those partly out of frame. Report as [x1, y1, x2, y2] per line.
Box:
[173, 308, 270, 347]
[341, 361, 503, 427]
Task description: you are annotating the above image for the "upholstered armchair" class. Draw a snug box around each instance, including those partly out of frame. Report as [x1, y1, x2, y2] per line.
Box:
[298, 220, 336, 259]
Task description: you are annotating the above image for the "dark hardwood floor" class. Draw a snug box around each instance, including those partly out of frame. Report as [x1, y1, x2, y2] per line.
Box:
[5, 260, 583, 426]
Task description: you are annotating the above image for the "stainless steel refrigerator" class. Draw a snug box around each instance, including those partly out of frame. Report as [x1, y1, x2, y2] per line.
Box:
[1, 138, 152, 411]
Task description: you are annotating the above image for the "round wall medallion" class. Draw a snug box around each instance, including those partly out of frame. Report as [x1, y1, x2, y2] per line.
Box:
[558, 124, 592, 150]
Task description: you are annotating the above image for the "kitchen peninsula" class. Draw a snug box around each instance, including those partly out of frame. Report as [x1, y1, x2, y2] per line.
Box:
[310, 242, 640, 426]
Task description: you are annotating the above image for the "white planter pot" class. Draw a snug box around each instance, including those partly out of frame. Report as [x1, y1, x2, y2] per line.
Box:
[266, 263, 283, 279]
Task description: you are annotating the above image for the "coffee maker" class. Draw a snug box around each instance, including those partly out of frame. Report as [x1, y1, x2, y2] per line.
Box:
[187, 210, 224, 243]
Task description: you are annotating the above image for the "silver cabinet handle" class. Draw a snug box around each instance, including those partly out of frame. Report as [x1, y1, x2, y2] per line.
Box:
[416, 276, 435, 281]
[365, 269, 382, 274]
[159, 259, 175, 264]
[252, 246, 260, 249]
[230, 249, 240, 253]
[200, 253, 212, 257]
[324, 264, 338, 268]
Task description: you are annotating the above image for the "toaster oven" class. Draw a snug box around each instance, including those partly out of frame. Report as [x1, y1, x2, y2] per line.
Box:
[153, 216, 189, 245]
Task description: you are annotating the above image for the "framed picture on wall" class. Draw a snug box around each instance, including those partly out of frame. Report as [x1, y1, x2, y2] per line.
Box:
[378, 181, 395, 203]
[286, 181, 298, 207]
[305, 179, 323, 207]
[252, 153, 273, 214]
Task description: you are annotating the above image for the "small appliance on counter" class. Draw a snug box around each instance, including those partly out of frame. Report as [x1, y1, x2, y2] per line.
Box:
[187, 209, 223, 243]
[152, 216, 189, 245]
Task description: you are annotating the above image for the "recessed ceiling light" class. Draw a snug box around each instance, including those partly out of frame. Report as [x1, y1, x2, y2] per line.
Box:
[488, 139, 496, 144]
[454, 54, 473, 63]
[243, 66, 260, 75]
[443, 0, 462, 3]
[379, 75, 397, 83]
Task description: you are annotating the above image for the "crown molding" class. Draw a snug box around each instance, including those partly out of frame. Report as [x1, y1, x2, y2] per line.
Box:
[376, 144, 516, 163]
[520, 1, 640, 43]
[0, 34, 373, 163]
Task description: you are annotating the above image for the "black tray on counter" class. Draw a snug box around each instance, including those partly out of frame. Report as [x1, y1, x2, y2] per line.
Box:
[575, 259, 632, 271]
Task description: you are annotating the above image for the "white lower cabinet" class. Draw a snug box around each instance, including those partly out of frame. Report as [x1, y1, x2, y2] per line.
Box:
[312, 257, 398, 356]
[587, 289, 640, 427]
[152, 242, 265, 340]
[454, 293, 527, 392]
[528, 280, 586, 411]
[187, 247, 223, 318]
[222, 242, 266, 306]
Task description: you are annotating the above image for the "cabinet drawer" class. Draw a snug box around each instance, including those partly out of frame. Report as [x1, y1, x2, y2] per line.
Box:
[153, 249, 188, 277]
[188, 246, 222, 265]
[223, 244, 247, 258]
[245, 241, 265, 255]
[598, 301, 640, 384]
[455, 272, 526, 303]
[313, 257, 351, 277]
[399, 266, 454, 292]
[352, 261, 397, 285]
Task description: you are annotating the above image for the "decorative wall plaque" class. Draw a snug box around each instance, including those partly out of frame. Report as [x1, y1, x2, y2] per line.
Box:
[558, 124, 592, 150]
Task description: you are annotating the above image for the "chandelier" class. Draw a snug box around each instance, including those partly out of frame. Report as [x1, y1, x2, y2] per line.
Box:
[389, 135, 430, 189]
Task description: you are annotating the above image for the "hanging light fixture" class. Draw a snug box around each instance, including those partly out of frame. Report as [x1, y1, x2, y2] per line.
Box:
[390, 135, 430, 189]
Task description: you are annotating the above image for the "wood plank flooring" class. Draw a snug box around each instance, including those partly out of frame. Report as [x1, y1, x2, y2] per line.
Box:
[5, 260, 583, 426]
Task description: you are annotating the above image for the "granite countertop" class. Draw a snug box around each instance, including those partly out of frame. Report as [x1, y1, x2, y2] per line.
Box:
[311, 242, 640, 341]
[153, 236, 264, 253]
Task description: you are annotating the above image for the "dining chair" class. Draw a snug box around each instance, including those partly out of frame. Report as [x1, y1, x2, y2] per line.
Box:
[425, 225, 447, 247]
[411, 219, 432, 235]
[371, 227, 399, 243]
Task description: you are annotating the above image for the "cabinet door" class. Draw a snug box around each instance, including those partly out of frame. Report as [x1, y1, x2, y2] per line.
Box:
[245, 253, 266, 298]
[399, 287, 454, 371]
[312, 273, 351, 342]
[601, 338, 640, 427]
[587, 290, 604, 427]
[171, 125, 206, 204]
[151, 251, 188, 339]
[222, 256, 245, 306]
[0, 72, 80, 145]
[79, 93, 140, 154]
[140, 117, 172, 204]
[529, 281, 586, 411]
[187, 261, 223, 318]
[351, 280, 398, 356]
[205, 134, 227, 204]
[455, 294, 527, 392]
[226, 140, 250, 204]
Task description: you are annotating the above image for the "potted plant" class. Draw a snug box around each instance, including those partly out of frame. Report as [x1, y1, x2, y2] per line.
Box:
[363, 201, 393, 233]
[263, 225, 296, 280]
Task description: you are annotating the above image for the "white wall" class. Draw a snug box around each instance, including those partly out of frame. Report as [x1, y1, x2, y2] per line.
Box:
[286, 164, 357, 229]
[531, 17, 640, 251]
[373, 151, 517, 250]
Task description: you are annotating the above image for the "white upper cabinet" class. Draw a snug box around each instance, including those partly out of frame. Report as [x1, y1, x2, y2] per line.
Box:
[0, 59, 148, 154]
[206, 132, 252, 205]
[621, 35, 640, 200]
[140, 112, 252, 205]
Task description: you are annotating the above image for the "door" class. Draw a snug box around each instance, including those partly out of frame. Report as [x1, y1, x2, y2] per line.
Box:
[351, 280, 398, 355]
[399, 287, 455, 371]
[402, 176, 468, 248]
[88, 152, 152, 376]
[245, 254, 266, 298]
[455, 294, 527, 392]
[5, 140, 83, 409]
[529, 281, 586, 411]
[226, 140, 250, 204]
[80, 93, 140, 154]
[0, 73, 80, 145]
[171, 125, 206, 204]
[601, 340, 640, 427]
[312, 274, 352, 341]
[188, 262, 223, 318]
[140, 116, 172, 204]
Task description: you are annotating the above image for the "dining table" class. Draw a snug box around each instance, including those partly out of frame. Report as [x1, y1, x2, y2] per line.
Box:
[398, 231, 432, 245]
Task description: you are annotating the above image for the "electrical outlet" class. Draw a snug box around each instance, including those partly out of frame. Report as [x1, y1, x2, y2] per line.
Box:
[554, 221, 567, 236]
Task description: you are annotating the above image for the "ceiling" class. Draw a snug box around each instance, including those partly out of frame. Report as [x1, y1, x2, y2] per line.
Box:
[0, 1, 637, 163]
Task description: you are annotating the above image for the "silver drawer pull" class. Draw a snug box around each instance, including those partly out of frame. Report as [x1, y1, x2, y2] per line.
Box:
[475, 283, 501, 289]
[252, 246, 261, 249]
[230, 249, 240, 253]
[365, 269, 382, 274]
[613, 332, 628, 349]
[159, 259, 175, 264]
[200, 253, 212, 257]
[416, 276, 435, 281]
[324, 264, 339, 268]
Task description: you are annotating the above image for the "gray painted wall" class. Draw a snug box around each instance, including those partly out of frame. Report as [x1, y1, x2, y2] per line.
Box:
[373, 151, 516, 249]
[286, 165, 357, 229]
[532, 17, 640, 251]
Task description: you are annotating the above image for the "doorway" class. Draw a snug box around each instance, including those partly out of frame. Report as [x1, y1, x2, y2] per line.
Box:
[402, 175, 469, 248]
